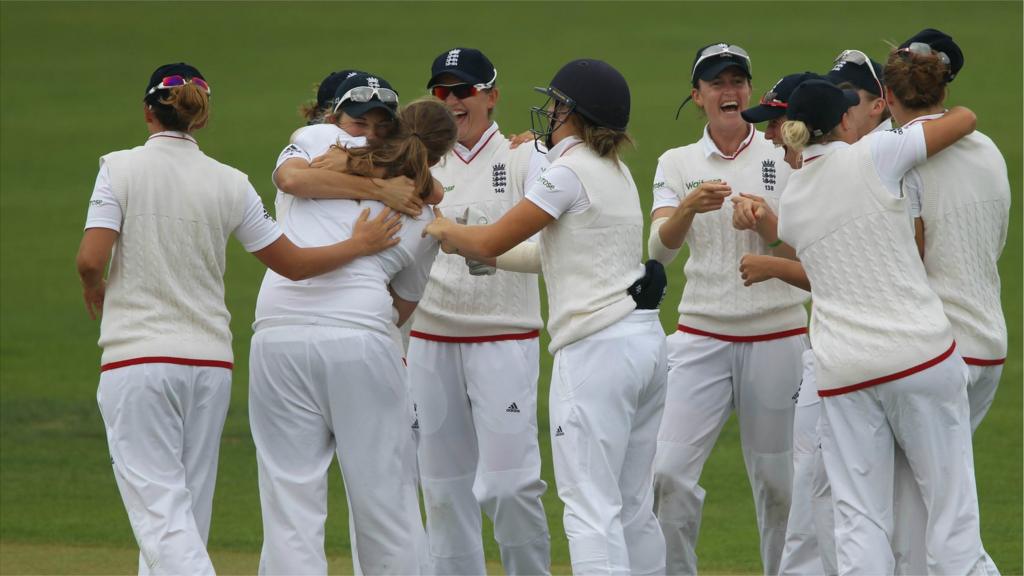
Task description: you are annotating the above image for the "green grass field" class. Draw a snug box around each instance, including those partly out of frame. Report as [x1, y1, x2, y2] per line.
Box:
[1, 2, 1020, 574]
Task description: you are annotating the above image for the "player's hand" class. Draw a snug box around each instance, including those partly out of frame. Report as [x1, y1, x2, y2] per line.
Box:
[681, 181, 731, 214]
[508, 131, 535, 149]
[309, 146, 349, 172]
[423, 207, 459, 254]
[373, 176, 424, 217]
[352, 208, 402, 256]
[739, 254, 776, 286]
[82, 280, 106, 320]
[731, 194, 768, 231]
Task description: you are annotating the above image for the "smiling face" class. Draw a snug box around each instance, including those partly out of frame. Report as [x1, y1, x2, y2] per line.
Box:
[693, 67, 752, 130]
[844, 88, 886, 139]
[433, 73, 497, 149]
[336, 108, 396, 144]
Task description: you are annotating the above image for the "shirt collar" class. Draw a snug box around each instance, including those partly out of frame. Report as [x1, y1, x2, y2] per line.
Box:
[801, 140, 848, 163]
[869, 118, 894, 134]
[146, 131, 198, 146]
[546, 135, 583, 163]
[903, 111, 946, 128]
[453, 122, 500, 162]
[701, 123, 756, 160]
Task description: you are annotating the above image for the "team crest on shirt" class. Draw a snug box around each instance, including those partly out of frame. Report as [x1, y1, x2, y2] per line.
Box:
[492, 163, 507, 193]
[762, 160, 776, 191]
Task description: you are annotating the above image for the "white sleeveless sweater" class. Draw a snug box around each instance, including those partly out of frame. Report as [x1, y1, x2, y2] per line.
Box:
[98, 136, 252, 366]
[413, 132, 542, 339]
[541, 145, 644, 353]
[778, 141, 954, 394]
[914, 130, 1010, 363]
[658, 136, 808, 337]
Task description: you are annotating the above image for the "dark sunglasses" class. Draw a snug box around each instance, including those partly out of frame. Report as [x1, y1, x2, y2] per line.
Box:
[431, 83, 484, 100]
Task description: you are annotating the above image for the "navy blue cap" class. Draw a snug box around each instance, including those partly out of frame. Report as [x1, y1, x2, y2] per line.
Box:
[333, 73, 399, 119]
[786, 79, 860, 137]
[145, 62, 203, 100]
[317, 69, 366, 109]
[827, 56, 884, 96]
[691, 42, 751, 86]
[742, 72, 821, 124]
[900, 28, 963, 82]
[427, 47, 497, 89]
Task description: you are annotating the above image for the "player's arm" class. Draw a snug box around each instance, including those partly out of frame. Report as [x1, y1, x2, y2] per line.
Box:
[253, 208, 401, 281]
[274, 158, 425, 216]
[424, 201, 553, 262]
[75, 227, 118, 319]
[648, 164, 732, 264]
[921, 106, 975, 157]
[739, 254, 811, 291]
[914, 217, 925, 259]
[389, 287, 419, 327]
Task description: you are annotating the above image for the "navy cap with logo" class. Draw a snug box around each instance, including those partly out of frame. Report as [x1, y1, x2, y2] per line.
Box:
[786, 79, 860, 137]
[690, 42, 752, 87]
[742, 71, 820, 124]
[316, 69, 366, 109]
[144, 62, 204, 101]
[899, 28, 963, 82]
[545, 58, 630, 131]
[333, 73, 399, 119]
[427, 47, 498, 89]
[827, 57, 884, 96]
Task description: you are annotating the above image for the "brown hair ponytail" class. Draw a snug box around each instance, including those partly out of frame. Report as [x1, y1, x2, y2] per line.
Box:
[345, 98, 457, 198]
[151, 82, 210, 132]
[883, 49, 947, 109]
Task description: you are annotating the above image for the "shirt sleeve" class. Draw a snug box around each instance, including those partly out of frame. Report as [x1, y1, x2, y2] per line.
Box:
[84, 162, 123, 231]
[391, 236, 440, 302]
[233, 184, 284, 252]
[869, 123, 927, 198]
[651, 160, 682, 212]
[903, 169, 924, 218]
[524, 165, 590, 219]
[525, 148, 550, 189]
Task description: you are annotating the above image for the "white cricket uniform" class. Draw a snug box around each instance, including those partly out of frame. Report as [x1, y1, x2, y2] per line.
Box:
[778, 126, 990, 575]
[890, 113, 1010, 576]
[85, 131, 282, 575]
[650, 124, 808, 576]
[779, 119, 890, 576]
[528, 136, 666, 576]
[408, 122, 552, 576]
[249, 128, 438, 575]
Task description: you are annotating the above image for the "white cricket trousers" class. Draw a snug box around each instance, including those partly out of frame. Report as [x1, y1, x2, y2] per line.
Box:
[97, 362, 231, 576]
[654, 331, 807, 575]
[819, 353, 991, 576]
[550, 310, 668, 576]
[778, 350, 837, 576]
[250, 324, 424, 575]
[892, 362, 1003, 576]
[408, 336, 550, 576]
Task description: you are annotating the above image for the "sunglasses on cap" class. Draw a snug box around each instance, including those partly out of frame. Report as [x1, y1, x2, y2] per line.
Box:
[834, 49, 884, 97]
[147, 75, 210, 96]
[897, 42, 951, 66]
[332, 86, 400, 113]
[692, 44, 752, 79]
[759, 89, 788, 109]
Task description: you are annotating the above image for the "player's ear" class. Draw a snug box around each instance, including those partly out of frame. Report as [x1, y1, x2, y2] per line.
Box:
[486, 87, 499, 112]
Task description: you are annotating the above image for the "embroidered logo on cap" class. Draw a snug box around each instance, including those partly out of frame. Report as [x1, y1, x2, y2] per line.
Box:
[366, 77, 380, 89]
[445, 49, 461, 67]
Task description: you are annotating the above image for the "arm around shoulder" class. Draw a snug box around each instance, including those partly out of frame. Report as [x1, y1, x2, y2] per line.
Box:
[923, 106, 976, 157]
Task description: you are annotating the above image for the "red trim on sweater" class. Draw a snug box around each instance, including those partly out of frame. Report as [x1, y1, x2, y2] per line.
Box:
[962, 356, 1005, 367]
[818, 341, 957, 397]
[101, 356, 233, 372]
[677, 324, 807, 343]
[453, 131, 498, 164]
[410, 329, 540, 343]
